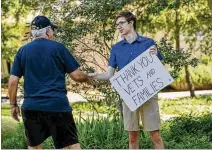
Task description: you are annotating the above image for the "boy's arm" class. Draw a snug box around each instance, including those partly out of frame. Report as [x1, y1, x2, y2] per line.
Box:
[88, 66, 115, 81]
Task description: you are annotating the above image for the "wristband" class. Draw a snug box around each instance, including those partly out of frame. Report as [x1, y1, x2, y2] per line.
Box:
[10, 103, 18, 108]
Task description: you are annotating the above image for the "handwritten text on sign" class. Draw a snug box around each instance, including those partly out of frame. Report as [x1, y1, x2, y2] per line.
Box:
[109, 49, 174, 111]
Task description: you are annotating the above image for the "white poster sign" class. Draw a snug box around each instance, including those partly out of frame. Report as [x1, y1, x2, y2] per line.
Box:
[109, 49, 174, 111]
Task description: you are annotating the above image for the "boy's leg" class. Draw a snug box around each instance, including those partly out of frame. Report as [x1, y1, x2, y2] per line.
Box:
[122, 102, 140, 149]
[141, 94, 164, 149]
[128, 131, 139, 149]
[149, 130, 164, 149]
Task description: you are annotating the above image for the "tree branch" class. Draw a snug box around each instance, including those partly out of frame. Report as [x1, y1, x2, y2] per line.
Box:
[103, 22, 111, 52]
[75, 38, 109, 61]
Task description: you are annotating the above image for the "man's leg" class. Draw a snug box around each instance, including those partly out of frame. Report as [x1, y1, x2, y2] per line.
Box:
[128, 131, 139, 149]
[49, 111, 80, 149]
[149, 130, 164, 149]
[21, 109, 50, 150]
[64, 143, 81, 149]
[28, 144, 42, 149]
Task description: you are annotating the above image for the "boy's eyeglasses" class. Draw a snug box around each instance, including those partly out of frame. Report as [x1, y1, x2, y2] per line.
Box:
[115, 21, 128, 28]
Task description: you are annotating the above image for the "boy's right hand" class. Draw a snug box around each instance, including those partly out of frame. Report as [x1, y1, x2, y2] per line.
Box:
[87, 72, 97, 79]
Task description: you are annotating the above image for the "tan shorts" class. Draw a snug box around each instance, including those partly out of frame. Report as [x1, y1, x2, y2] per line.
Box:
[122, 94, 161, 131]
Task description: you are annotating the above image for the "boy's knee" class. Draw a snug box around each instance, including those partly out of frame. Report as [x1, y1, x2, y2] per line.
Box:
[150, 130, 162, 143]
[129, 131, 139, 144]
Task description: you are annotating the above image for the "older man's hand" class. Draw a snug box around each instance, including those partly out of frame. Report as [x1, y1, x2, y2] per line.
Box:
[11, 105, 21, 122]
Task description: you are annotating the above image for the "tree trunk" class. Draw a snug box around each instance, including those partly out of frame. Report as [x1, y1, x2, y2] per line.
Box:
[185, 65, 195, 97]
[6, 60, 11, 74]
[184, 66, 195, 97]
[208, 0, 212, 10]
[175, 5, 195, 97]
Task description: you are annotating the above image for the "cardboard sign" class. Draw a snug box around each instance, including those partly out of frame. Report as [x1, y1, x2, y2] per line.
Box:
[109, 49, 174, 111]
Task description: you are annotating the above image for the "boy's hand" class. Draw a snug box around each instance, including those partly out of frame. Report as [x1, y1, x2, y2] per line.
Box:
[149, 45, 158, 56]
[87, 72, 97, 79]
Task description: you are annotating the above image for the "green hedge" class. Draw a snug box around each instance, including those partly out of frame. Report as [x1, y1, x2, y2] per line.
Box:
[159, 94, 212, 115]
[169, 60, 212, 91]
[2, 114, 212, 149]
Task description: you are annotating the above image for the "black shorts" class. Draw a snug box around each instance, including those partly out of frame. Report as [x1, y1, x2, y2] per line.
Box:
[21, 108, 79, 149]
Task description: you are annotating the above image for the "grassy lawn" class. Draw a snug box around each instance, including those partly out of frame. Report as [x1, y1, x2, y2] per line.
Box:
[159, 94, 212, 116]
[2, 94, 212, 117]
[1, 116, 19, 136]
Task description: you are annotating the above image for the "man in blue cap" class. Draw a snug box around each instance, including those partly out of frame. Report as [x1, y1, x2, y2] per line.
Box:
[8, 15, 88, 149]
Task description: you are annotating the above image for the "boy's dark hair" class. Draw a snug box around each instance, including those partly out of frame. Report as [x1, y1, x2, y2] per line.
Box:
[115, 11, 137, 29]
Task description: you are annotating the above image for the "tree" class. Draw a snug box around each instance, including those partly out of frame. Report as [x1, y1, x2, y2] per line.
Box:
[2, 0, 28, 75]
[56, 0, 132, 115]
[2, 0, 202, 113]
[48, 0, 198, 112]
[12, 0, 133, 115]
[1, 0, 59, 76]
[22, 0, 198, 111]
[129, 0, 211, 97]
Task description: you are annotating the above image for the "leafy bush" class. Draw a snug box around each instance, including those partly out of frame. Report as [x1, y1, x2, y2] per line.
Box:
[71, 101, 118, 114]
[200, 55, 212, 65]
[169, 56, 212, 91]
[171, 64, 212, 90]
[2, 114, 212, 149]
[2, 95, 212, 149]
[1, 123, 27, 149]
[1, 75, 10, 85]
[76, 117, 128, 149]
[163, 114, 212, 149]
[1, 116, 18, 137]
[159, 95, 212, 115]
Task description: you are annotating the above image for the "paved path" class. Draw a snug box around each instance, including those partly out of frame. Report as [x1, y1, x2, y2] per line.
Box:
[158, 90, 212, 99]
[1, 90, 212, 104]
[67, 90, 212, 102]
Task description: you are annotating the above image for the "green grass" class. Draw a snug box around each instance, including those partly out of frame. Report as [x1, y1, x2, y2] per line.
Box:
[1, 104, 11, 116]
[2, 95, 211, 117]
[159, 95, 212, 116]
[1, 116, 19, 136]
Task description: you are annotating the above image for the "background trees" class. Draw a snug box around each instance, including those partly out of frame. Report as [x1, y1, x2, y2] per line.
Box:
[1, 1, 212, 148]
[2, 0, 211, 97]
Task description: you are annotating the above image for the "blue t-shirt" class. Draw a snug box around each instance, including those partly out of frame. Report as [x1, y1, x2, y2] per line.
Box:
[11, 38, 80, 112]
[109, 34, 163, 70]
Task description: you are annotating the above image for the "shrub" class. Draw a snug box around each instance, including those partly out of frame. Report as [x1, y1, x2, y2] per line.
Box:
[1, 114, 212, 149]
[163, 114, 212, 149]
[1, 123, 27, 149]
[170, 62, 212, 91]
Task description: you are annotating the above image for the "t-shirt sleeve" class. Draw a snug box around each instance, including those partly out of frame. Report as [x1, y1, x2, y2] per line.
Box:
[108, 47, 117, 68]
[10, 48, 23, 78]
[60, 45, 80, 73]
[149, 39, 163, 61]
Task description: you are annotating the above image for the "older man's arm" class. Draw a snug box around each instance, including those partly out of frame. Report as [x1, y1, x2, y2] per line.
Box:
[8, 75, 21, 122]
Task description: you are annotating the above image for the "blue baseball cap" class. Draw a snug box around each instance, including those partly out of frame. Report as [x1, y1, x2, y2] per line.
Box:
[31, 16, 57, 30]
